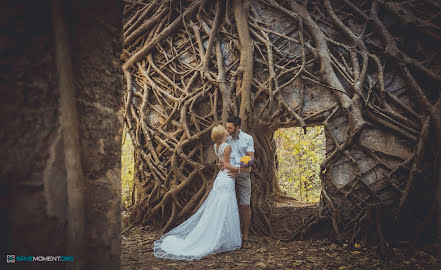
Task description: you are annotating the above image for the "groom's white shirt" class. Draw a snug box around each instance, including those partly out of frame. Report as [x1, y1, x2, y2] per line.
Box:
[226, 129, 255, 167]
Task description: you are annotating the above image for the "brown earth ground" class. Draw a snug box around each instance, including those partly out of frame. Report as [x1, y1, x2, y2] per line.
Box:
[121, 208, 440, 270]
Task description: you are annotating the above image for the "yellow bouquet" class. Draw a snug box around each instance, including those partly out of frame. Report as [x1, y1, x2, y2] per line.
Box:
[239, 155, 254, 168]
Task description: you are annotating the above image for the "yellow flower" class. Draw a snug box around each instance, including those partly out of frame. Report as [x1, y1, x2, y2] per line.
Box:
[240, 156, 252, 163]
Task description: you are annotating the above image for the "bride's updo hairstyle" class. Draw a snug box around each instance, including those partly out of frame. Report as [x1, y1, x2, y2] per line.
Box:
[211, 125, 227, 144]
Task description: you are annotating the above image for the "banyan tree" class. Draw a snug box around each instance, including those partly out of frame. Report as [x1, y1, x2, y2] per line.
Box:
[121, 0, 441, 254]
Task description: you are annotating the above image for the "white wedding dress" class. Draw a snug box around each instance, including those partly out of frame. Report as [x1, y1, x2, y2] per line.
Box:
[153, 142, 242, 260]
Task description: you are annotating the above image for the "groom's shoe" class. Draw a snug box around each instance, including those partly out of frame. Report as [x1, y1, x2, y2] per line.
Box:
[242, 240, 251, 249]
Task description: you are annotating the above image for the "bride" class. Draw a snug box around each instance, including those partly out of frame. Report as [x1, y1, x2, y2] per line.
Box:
[154, 125, 246, 260]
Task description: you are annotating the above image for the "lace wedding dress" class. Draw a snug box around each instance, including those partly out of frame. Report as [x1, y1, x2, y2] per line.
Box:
[153, 142, 242, 260]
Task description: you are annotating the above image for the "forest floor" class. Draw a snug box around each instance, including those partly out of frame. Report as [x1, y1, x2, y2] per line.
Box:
[121, 211, 440, 270]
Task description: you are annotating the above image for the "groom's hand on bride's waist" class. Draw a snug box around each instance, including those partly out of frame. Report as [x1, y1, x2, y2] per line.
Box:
[217, 161, 224, 170]
[227, 167, 250, 179]
[228, 171, 237, 179]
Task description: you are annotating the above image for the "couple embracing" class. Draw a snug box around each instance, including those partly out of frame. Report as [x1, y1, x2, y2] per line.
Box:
[154, 116, 255, 260]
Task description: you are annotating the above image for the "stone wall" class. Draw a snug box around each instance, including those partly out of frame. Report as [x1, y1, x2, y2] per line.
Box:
[0, 0, 123, 269]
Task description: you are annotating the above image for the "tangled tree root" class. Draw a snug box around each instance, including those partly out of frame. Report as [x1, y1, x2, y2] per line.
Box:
[122, 0, 441, 256]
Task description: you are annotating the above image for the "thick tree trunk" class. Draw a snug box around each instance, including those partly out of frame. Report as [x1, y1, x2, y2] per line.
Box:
[51, 1, 86, 268]
[233, 0, 253, 131]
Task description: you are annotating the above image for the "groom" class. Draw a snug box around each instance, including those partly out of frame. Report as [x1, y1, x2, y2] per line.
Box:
[219, 116, 254, 249]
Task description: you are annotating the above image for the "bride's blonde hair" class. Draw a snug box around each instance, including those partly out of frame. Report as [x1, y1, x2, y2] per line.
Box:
[211, 125, 227, 144]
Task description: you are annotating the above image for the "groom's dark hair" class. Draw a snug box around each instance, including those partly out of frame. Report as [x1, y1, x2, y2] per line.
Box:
[227, 116, 241, 128]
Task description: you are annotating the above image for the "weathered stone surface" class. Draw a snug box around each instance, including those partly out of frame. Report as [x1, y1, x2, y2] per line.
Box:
[1, 1, 123, 269]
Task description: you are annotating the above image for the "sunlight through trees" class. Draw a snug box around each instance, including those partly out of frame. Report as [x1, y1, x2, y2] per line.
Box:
[121, 127, 135, 208]
[275, 126, 325, 203]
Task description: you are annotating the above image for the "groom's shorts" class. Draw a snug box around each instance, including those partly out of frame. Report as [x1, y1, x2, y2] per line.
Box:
[236, 172, 251, 205]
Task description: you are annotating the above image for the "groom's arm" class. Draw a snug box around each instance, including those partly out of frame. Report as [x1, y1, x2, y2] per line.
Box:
[246, 136, 255, 167]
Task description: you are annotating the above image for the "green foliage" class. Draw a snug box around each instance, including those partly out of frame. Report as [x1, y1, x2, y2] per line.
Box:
[274, 126, 325, 202]
[121, 127, 134, 207]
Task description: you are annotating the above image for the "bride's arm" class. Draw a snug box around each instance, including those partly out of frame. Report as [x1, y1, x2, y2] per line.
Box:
[223, 146, 239, 173]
